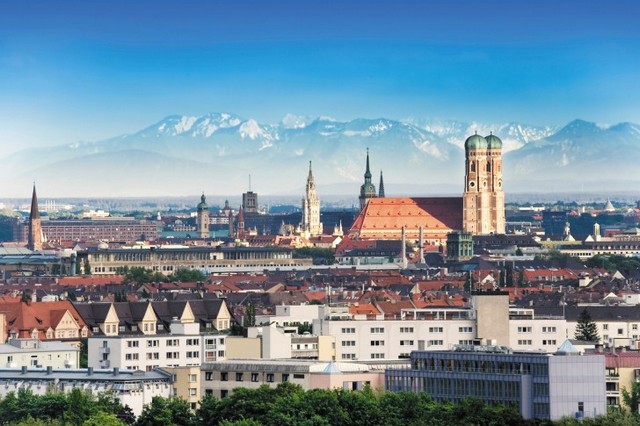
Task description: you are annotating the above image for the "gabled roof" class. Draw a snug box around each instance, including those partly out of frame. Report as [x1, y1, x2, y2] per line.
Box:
[350, 197, 463, 239]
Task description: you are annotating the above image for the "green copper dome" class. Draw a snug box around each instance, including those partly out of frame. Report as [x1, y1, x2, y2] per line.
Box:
[197, 193, 208, 210]
[485, 134, 503, 150]
[464, 133, 488, 150]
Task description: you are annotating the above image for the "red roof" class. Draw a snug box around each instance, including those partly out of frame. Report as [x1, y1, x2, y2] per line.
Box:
[350, 197, 462, 240]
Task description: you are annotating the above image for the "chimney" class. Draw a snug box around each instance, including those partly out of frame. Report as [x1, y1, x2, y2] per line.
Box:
[46, 366, 52, 375]
[419, 226, 425, 264]
[87, 367, 93, 376]
[401, 226, 407, 269]
[21, 366, 28, 375]
[113, 367, 119, 376]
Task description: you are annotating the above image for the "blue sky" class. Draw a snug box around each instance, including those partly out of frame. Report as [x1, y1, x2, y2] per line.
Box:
[0, 0, 639, 156]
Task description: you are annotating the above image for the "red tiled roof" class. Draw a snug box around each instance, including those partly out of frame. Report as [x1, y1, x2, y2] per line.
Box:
[350, 197, 463, 240]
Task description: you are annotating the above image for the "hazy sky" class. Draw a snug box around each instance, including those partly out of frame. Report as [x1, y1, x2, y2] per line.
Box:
[1, 0, 639, 156]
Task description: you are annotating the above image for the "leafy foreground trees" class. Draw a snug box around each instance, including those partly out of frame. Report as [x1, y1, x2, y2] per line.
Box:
[3, 383, 640, 426]
[0, 388, 134, 426]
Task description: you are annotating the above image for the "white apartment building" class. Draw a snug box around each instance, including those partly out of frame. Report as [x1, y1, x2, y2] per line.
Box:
[255, 304, 321, 328]
[0, 367, 172, 416]
[88, 319, 226, 371]
[0, 339, 80, 369]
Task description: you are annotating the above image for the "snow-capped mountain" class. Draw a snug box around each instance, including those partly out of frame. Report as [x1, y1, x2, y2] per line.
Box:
[1, 114, 638, 197]
[409, 119, 557, 153]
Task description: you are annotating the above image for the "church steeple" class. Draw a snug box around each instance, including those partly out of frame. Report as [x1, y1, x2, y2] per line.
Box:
[302, 161, 322, 236]
[378, 170, 385, 198]
[27, 184, 43, 251]
[359, 149, 377, 210]
[364, 148, 372, 180]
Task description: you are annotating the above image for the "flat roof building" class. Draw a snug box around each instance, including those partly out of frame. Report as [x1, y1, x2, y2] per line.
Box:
[386, 345, 606, 421]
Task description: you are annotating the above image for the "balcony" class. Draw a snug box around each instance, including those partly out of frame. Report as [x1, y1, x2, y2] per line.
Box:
[99, 346, 111, 354]
[99, 360, 110, 368]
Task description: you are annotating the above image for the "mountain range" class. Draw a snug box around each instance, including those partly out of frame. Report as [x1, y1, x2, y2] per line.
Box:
[1, 114, 639, 198]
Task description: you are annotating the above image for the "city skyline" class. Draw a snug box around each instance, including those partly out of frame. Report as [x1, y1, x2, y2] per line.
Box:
[1, 1, 639, 157]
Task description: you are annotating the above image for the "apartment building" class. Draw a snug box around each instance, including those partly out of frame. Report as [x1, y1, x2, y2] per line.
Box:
[201, 359, 389, 399]
[0, 367, 172, 416]
[0, 338, 79, 369]
[386, 345, 606, 421]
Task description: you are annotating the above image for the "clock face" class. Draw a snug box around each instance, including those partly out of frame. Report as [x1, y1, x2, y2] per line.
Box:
[498, 180, 502, 188]
[469, 181, 475, 189]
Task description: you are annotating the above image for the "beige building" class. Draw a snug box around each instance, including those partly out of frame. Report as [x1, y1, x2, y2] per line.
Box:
[161, 366, 201, 410]
[201, 359, 391, 398]
[462, 133, 505, 235]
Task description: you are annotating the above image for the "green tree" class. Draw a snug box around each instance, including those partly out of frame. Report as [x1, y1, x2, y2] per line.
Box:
[82, 412, 124, 426]
[83, 259, 91, 275]
[622, 381, 640, 414]
[65, 388, 97, 426]
[168, 269, 206, 283]
[79, 338, 88, 368]
[575, 308, 599, 342]
[134, 397, 192, 426]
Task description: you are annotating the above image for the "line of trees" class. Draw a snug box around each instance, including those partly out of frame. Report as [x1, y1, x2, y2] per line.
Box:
[3, 383, 640, 426]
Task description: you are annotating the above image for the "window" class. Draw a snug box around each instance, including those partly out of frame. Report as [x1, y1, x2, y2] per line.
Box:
[221, 390, 228, 398]
[458, 327, 473, 333]
[370, 340, 384, 346]
[400, 340, 414, 346]
[633, 324, 638, 331]
[187, 338, 200, 346]
[341, 328, 355, 334]
[236, 373, 244, 382]
[186, 351, 199, 358]
[428, 340, 443, 346]
[251, 373, 259, 382]
[342, 341, 356, 347]
[266, 373, 274, 383]
[542, 339, 557, 346]
[517, 327, 532, 333]
[127, 340, 139, 348]
[189, 388, 197, 396]
[205, 372, 213, 381]
[282, 374, 289, 382]
[370, 353, 384, 359]
[167, 339, 179, 347]
[618, 328, 624, 335]
[188, 374, 197, 383]
[603, 324, 609, 330]
[542, 327, 556, 333]
[293, 373, 305, 379]
[518, 340, 532, 345]
[221, 372, 228, 381]
[370, 327, 384, 333]
[400, 327, 414, 333]
[342, 354, 356, 360]
[429, 327, 443, 333]
[147, 340, 159, 347]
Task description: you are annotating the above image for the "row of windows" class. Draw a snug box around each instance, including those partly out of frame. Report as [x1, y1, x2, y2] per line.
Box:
[216, 372, 305, 382]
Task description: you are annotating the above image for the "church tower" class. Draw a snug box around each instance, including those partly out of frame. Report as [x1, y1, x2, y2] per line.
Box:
[359, 149, 377, 210]
[27, 184, 43, 251]
[378, 170, 385, 198]
[301, 161, 323, 236]
[196, 193, 209, 239]
[462, 133, 505, 234]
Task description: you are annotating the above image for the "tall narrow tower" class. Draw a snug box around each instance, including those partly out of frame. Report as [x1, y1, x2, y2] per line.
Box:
[196, 193, 209, 239]
[462, 133, 505, 234]
[301, 161, 323, 236]
[27, 184, 43, 251]
[359, 149, 377, 210]
[378, 170, 385, 198]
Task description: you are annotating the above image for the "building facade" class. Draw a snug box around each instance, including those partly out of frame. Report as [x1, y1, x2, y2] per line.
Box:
[301, 161, 323, 237]
[386, 347, 606, 421]
[462, 133, 506, 235]
[359, 150, 377, 211]
[196, 193, 209, 239]
[0, 367, 172, 416]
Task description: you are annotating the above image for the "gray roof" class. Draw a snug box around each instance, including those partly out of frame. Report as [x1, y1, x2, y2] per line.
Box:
[0, 367, 172, 382]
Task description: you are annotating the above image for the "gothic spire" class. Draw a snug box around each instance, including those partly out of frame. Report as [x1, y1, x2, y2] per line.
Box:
[378, 170, 385, 198]
[29, 183, 40, 221]
[364, 148, 372, 180]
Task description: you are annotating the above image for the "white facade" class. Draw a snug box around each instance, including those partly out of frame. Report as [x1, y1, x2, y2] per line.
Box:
[88, 320, 226, 371]
[255, 304, 321, 328]
[0, 367, 172, 417]
[0, 339, 79, 369]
